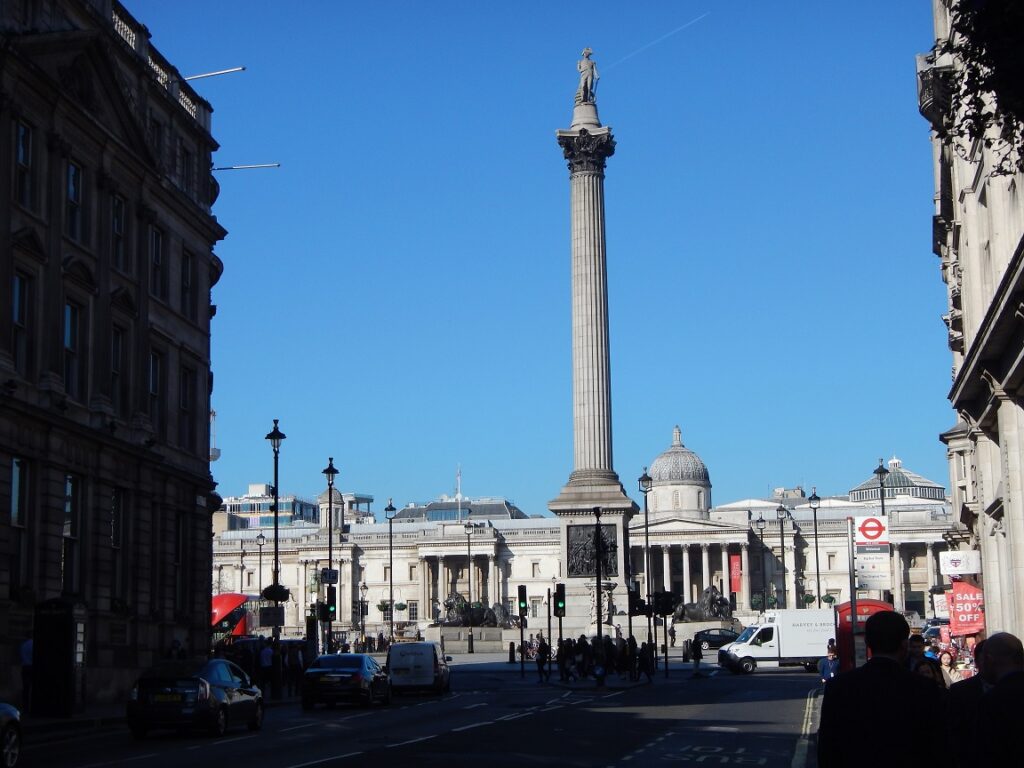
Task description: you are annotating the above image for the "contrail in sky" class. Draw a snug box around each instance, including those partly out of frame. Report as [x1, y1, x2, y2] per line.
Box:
[603, 12, 711, 71]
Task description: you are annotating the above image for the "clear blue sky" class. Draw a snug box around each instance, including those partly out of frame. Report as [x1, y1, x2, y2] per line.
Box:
[126, 1, 949, 515]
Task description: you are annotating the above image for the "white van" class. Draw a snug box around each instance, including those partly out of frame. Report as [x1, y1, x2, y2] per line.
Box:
[718, 609, 835, 674]
[385, 642, 451, 693]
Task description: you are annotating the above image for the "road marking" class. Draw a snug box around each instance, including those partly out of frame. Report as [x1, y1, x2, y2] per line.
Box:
[602, 691, 624, 699]
[387, 735, 436, 748]
[280, 722, 320, 732]
[700, 726, 739, 733]
[539, 705, 563, 712]
[286, 751, 363, 767]
[452, 721, 493, 732]
[791, 687, 818, 768]
[187, 734, 255, 749]
[498, 712, 534, 721]
[463, 702, 488, 710]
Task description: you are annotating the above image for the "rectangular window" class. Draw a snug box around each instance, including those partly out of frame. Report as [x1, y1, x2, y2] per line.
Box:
[62, 474, 81, 595]
[178, 365, 195, 452]
[530, 598, 541, 619]
[409, 564, 417, 581]
[408, 600, 419, 622]
[383, 566, 391, 582]
[111, 326, 128, 417]
[111, 195, 127, 271]
[827, 553, 836, 571]
[180, 251, 196, 321]
[12, 272, 32, 376]
[15, 121, 34, 209]
[63, 300, 82, 400]
[149, 227, 166, 299]
[10, 457, 30, 595]
[178, 140, 195, 196]
[531, 562, 540, 578]
[66, 161, 83, 241]
[149, 349, 165, 438]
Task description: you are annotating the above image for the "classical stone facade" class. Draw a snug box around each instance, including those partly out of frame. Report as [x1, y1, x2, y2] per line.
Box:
[1, 0, 225, 706]
[918, 2, 1024, 637]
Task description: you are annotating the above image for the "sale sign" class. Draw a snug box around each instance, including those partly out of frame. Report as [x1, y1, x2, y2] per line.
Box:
[949, 581, 985, 636]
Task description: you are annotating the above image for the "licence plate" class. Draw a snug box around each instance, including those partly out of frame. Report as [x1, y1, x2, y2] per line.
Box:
[153, 693, 181, 702]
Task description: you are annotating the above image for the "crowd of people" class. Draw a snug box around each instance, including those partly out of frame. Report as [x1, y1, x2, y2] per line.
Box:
[520, 629, 661, 683]
[817, 611, 1023, 766]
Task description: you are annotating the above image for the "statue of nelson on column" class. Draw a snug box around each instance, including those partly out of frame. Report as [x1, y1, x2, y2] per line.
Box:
[575, 47, 599, 105]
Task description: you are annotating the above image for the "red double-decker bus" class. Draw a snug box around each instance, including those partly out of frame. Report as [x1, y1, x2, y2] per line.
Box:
[211, 593, 264, 644]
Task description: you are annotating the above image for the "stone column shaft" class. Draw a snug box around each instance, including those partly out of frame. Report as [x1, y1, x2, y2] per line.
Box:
[701, 545, 710, 593]
[892, 544, 904, 610]
[720, 545, 729, 597]
[662, 547, 671, 591]
[682, 545, 691, 602]
[740, 545, 750, 610]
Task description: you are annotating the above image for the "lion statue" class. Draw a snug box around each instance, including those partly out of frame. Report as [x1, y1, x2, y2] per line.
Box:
[438, 592, 498, 627]
[673, 585, 732, 622]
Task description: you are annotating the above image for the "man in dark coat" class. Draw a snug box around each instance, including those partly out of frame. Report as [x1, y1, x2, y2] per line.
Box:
[948, 639, 988, 768]
[975, 632, 1024, 765]
[817, 611, 946, 767]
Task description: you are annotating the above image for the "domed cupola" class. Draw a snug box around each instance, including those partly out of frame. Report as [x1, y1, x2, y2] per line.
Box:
[647, 426, 711, 518]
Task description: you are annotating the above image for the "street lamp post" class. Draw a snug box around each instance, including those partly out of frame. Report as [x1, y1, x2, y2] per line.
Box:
[359, 582, 368, 643]
[264, 419, 286, 700]
[322, 457, 338, 648]
[809, 488, 821, 608]
[776, 505, 789, 609]
[465, 521, 475, 653]
[256, 532, 266, 595]
[386, 499, 397, 644]
[756, 513, 767, 611]
[875, 458, 889, 517]
[638, 469, 653, 645]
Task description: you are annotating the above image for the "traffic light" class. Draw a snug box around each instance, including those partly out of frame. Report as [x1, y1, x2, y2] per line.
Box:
[554, 583, 566, 618]
[654, 591, 678, 616]
[517, 585, 528, 617]
[326, 586, 337, 619]
[316, 601, 330, 622]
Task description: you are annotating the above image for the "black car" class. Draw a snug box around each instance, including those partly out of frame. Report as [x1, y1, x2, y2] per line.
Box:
[126, 658, 263, 738]
[301, 653, 391, 709]
[0, 702, 20, 767]
[692, 628, 740, 652]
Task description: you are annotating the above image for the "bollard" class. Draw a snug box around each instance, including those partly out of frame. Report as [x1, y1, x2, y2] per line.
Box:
[508, 641, 516, 663]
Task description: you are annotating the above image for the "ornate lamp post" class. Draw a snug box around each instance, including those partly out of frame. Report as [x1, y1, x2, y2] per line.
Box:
[465, 520, 475, 653]
[255, 532, 266, 594]
[359, 582, 368, 642]
[264, 419, 286, 699]
[808, 488, 822, 608]
[874, 458, 889, 517]
[776, 505, 789, 609]
[322, 457, 339, 645]
[638, 469, 653, 645]
[386, 499, 397, 644]
[756, 513, 767, 611]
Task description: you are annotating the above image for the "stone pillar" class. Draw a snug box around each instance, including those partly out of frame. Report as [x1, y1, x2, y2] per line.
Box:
[995, 393, 1024, 634]
[720, 544, 729, 597]
[701, 544, 710, 594]
[892, 543, 904, 610]
[681, 545, 692, 603]
[662, 546, 671, 591]
[785, 547, 797, 609]
[740, 544, 750, 611]
[926, 544, 936, 593]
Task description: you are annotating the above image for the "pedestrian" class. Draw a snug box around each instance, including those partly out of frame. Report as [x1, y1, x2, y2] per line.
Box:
[938, 651, 961, 686]
[817, 611, 946, 767]
[627, 636, 638, 681]
[975, 632, 1024, 765]
[949, 639, 988, 768]
[286, 642, 304, 696]
[19, 633, 32, 713]
[906, 634, 927, 672]
[691, 637, 703, 677]
[668, 626, 676, 647]
[817, 646, 840, 686]
[536, 633, 550, 682]
[258, 639, 273, 691]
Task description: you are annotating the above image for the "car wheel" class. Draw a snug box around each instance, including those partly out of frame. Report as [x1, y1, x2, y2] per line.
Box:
[739, 658, 756, 674]
[700, 640, 710, 651]
[3, 723, 21, 766]
[247, 701, 264, 731]
[210, 707, 228, 738]
[129, 723, 148, 740]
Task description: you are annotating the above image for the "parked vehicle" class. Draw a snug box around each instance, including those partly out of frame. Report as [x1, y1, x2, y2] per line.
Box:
[126, 658, 263, 739]
[0, 702, 20, 767]
[301, 654, 392, 709]
[718, 609, 835, 674]
[692, 628, 740, 652]
[385, 642, 451, 693]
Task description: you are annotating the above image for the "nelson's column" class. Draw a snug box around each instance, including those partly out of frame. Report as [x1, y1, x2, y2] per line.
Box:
[550, 49, 638, 632]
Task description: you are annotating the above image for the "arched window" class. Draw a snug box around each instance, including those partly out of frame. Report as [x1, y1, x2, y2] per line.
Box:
[672, 490, 680, 509]
[697, 490, 704, 508]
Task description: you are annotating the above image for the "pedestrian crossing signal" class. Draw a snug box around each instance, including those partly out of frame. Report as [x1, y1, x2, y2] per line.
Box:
[326, 586, 337, 618]
[554, 583, 566, 618]
[518, 585, 528, 617]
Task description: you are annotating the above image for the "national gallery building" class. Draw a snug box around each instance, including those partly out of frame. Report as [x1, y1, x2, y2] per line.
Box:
[211, 428, 963, 640]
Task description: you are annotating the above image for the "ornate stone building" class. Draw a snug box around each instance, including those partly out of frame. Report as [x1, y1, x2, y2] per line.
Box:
[918, 1, 1024, 637]
[1, 0, 225, 706]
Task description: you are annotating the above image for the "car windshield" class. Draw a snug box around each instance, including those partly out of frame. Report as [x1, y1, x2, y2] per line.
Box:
[312, 655, 363, 670]
[735, 627, 757, 643]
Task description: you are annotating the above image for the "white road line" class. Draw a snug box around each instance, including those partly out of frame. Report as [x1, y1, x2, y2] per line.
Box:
[187, 734, 254, 749]
[700, 726, 739, 733]
[463, 702, 488, 710]
[286, 751, 363, 767]
[387, 735, 436, 748]
[499, 712, 534, 721]
[539, 705, 563, 712]
[602, 691, 625, 699]
[791, 687, 818, 768]
[452, 721, 493, 732]
[280, 722, 320, 732]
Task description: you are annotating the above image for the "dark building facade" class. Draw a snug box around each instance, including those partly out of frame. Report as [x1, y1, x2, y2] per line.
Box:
[1, 0, 226, 706]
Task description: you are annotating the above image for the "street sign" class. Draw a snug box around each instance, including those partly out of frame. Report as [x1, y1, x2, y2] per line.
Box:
[854, 516, 890, 589]
[854, 516, 889, 548]
[321, 568, 339, 585]
[939, 550, 981, 576]
[259, 606, 285, 627]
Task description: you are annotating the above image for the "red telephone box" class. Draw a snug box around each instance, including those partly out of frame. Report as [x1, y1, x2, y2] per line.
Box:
[835, 599, 893, 671]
